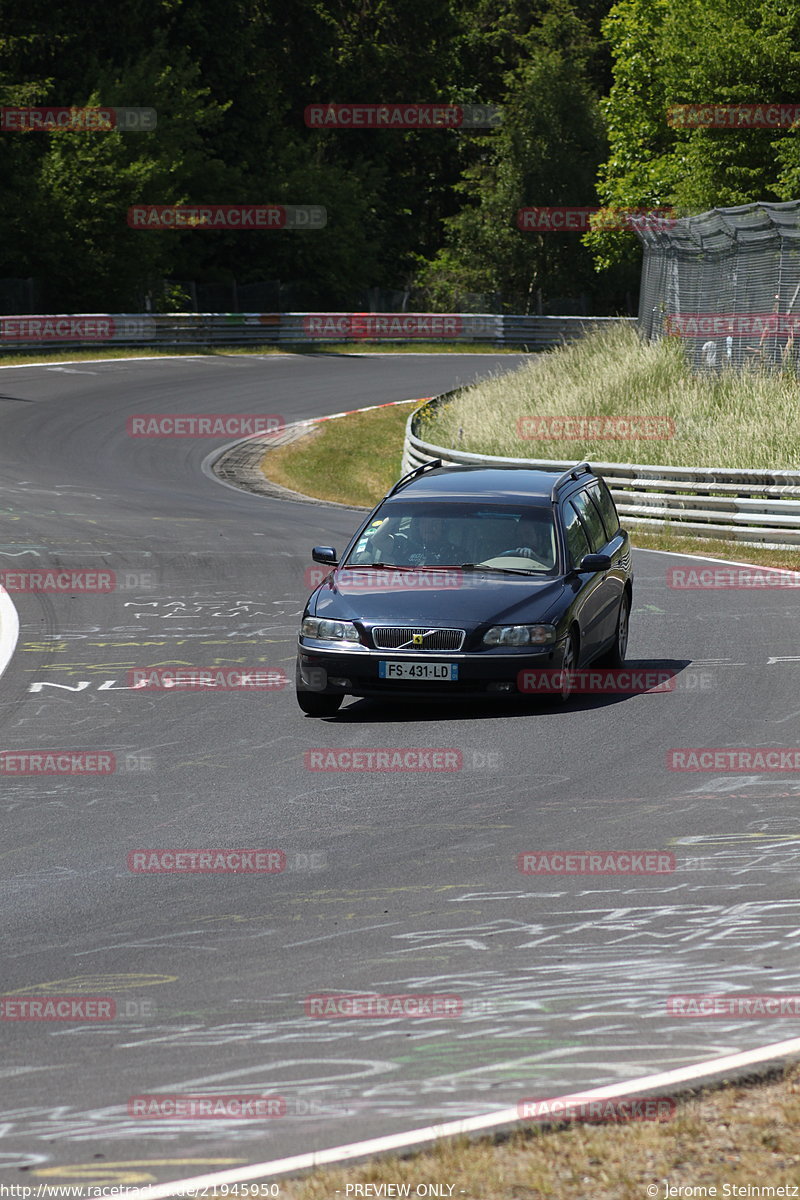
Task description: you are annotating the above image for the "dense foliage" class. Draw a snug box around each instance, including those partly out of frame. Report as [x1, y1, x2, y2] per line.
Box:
[0, 0, 795, 312]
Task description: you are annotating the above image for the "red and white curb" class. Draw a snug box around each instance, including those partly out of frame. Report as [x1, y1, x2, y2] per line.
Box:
[202, 398, 427, 499]
[255, 396, 426, 447]
[123, 1035, 800, 1198]
[293, 396, 425, 426]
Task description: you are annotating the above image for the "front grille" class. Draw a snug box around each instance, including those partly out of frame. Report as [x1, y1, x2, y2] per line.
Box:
[372, 627, 466, 652]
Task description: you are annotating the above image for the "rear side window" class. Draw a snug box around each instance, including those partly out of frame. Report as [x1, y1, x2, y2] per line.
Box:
[570, 490, 607, 553]
[563, 502, 590, 567]
[589, 478, 620, 539]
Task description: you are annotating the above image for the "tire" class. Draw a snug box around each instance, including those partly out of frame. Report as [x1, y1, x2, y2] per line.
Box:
[295, 661, 343, 717]
[296, 690, 343, 716]
[597, 593, 630, 668]
[557, 630, 578, 704]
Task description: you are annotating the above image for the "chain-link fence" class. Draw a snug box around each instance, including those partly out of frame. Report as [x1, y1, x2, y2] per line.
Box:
[633, 200, 800, 370]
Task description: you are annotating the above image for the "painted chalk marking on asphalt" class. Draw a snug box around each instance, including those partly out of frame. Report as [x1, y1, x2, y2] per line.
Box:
[121, 1036, 800, 1198]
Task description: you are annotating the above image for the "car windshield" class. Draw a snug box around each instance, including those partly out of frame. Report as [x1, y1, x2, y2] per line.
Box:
[344, 502, 558, 572]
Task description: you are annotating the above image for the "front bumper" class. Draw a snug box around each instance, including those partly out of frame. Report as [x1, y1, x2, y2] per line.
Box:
[296, 639, 568, 700]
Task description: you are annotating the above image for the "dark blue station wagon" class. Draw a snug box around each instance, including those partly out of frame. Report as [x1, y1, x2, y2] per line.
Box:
[296, 460, 633, 715]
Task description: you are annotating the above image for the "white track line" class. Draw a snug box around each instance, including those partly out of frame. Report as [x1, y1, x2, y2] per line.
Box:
[0, 584, 19, 680]
[0, 355, 207, 369]
[634, 546, 800, 572]
[124, 1035, 800, 1198]
[0, 352, 511, 371]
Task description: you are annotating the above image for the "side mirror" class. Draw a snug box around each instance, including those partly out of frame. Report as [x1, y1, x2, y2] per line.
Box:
[578, 553, 612, 572]
[312, 546, 338, 565]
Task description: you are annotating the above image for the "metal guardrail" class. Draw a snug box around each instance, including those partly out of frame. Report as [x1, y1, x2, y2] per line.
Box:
[0, 312, 633, 352]
[402, 393, 800, 546]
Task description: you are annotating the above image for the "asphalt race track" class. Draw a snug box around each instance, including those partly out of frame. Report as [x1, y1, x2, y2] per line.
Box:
[1, 352, 799, 1189]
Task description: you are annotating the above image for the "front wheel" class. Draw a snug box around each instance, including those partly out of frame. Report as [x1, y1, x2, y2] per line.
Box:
[295, 662, 343, 717]
[296, 690, 343, 717]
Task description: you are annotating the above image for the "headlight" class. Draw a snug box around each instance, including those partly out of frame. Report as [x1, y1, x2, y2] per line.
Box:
[301, 617, 361, 642]
[483, 624, 556, 647]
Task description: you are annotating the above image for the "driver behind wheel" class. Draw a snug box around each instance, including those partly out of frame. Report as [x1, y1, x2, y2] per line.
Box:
[499, 515, 555, 565]
[396, 515, 460, 566]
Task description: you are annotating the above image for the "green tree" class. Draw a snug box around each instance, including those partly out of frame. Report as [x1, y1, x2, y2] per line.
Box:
[590, 0, 800, 268]
[414, 2, 621, 312]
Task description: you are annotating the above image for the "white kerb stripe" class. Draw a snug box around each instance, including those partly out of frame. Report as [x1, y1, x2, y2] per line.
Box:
[0, 584, 20, 679]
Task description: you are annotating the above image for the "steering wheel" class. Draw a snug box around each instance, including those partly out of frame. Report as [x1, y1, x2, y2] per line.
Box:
[385, 532, 414, 564]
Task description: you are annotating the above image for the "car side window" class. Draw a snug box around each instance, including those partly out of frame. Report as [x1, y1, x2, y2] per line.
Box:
[571, 490, 607, 554]
[564, 502, 590, 567]
[589, 478, 620, 539]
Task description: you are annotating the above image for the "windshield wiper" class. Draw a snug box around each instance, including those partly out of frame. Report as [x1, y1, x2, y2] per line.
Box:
[344, 562, 455, 570]
[459, 562, 541, 576]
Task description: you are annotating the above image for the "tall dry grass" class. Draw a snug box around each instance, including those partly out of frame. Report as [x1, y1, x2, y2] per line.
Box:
[419, 324, 800, 469]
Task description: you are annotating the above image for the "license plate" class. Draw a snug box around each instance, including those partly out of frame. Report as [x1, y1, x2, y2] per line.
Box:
[378, 661, 458, 681]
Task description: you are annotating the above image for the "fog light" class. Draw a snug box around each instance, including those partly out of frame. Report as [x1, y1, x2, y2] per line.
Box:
[328, 677, 351, 688]
[488, 681, 514, 693]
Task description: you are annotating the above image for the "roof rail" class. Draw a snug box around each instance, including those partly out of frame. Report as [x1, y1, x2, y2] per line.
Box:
[550, 462, 592, 501]
[387, 457, 443, 497]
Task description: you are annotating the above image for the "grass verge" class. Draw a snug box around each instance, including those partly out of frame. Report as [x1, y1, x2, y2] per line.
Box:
[274, 1065, 800, 1200]
[262, 403, 800, 569]
[263, 403, 415, 509]
[0, 342, 522, 368]
[418, 322, 800, 469]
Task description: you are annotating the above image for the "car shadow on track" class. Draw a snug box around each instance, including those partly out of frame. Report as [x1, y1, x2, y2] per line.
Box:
[315, 659, 695, 722]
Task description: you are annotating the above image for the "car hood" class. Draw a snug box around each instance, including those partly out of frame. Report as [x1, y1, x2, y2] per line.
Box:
[311, 569, 567, 628]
